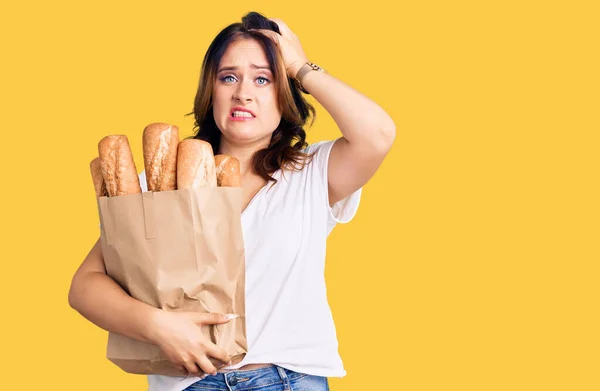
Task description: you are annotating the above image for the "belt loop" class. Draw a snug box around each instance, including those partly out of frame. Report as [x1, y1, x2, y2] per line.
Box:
[276, 366, 291, 390]
[224, 372, 236, 390]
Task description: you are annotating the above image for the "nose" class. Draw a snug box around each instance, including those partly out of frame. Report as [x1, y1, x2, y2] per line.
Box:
[233, 79, 253, 102]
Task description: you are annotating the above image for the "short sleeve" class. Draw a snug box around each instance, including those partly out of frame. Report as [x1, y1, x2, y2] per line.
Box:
[306, 139, 363, 225]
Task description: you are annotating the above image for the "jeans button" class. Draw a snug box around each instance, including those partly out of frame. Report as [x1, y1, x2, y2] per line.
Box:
[229, 376, 238, 386]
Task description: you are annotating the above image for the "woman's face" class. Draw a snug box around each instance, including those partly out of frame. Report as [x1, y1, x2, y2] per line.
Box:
[213, 38, 281, 146]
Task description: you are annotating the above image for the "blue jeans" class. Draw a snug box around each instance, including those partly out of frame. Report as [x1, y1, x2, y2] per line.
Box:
[182, 365, 329, 391]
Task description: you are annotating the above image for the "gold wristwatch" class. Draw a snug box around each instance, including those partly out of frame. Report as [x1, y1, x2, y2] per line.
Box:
[294, 61, 326, 94]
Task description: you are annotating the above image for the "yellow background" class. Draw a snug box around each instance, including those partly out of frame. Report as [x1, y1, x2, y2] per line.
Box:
[1, 0, 598, 390]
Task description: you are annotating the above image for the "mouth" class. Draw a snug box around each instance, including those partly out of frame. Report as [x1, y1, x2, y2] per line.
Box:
[230, 110, 256, 121]
[230, 107, 256, 118]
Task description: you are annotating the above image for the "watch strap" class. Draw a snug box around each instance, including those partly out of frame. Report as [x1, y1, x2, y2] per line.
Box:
[294, 62, 325, 94]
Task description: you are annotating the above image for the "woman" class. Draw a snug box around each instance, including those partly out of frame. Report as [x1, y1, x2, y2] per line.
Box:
[69, 11, 395, 391]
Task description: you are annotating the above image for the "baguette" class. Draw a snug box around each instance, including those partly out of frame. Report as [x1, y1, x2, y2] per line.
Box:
[214, 154, 241, 187]
[142, 122, 179, 192]
[177, 139, 217, 189]
[90, 157, 108, 198]
[98, 135, 142, 196]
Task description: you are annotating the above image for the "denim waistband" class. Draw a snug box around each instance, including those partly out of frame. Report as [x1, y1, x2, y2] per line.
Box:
[184, 365, 312, 391]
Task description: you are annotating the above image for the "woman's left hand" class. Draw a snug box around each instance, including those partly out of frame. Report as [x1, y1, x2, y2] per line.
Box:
[250, 18, 309, 79]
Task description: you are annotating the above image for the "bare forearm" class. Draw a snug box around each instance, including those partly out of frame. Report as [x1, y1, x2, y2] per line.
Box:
[69, 271, 160, 344]
[298, 68, 396, 148]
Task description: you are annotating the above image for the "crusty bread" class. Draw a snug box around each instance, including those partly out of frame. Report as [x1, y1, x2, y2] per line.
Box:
[98, 135, 142, 196]
[177, 139, 217, 189]
[214, 155, 241, 187]
[142, 123, 179, 192]
[90, 157, 107, 198]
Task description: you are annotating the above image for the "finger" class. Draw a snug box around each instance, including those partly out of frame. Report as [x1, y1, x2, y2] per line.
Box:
[250, 28, 276, 37]
[183, 360, 202, 376]
[249, 29, 280, 43]
[269, 18, 283, 30]
[176, 364, 189, 376]
[269, 18, 287, 32]
[205, 342, 232, 365]
[194, 312, 237, 325]
[269, 18, 284, 29]
[197, 355, 218, 376]
[271, 19, 297, 37]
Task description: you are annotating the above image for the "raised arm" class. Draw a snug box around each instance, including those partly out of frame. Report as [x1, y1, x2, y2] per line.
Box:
[252, 19, 397, 206]
[300, 70, 396, 206]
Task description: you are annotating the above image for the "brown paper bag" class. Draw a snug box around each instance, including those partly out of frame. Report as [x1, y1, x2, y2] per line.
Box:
[97, 186, 247, 376]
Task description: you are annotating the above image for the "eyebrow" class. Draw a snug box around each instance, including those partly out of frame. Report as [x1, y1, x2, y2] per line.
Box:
[217, 64, 272, 73]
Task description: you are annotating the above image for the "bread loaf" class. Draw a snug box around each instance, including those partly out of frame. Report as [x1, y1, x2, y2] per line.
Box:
[214, 155, 241, 187]
[143, 123, 179, 192]
[90, 157, 108, 198]
[177, 139, 217, 189]
[98, 135, 142, 196]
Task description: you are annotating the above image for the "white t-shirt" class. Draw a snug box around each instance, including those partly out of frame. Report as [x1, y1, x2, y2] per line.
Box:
[112, 139, 362, 391]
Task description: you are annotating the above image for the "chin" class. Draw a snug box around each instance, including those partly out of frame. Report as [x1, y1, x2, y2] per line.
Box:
[221, 128, 272, 146]
[218, 122, 272, 143]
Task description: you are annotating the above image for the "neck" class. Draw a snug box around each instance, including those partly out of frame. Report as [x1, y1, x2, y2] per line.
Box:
[218, 137, 271, 177]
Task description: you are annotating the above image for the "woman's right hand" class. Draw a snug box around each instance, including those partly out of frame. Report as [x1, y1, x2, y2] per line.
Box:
[149, 310, 237, 376]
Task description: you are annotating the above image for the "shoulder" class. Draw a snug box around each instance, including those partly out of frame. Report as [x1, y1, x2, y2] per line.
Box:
[302, 139, 337, 156]
[302, 138, 363, 225]
[294, 139, 338, 176]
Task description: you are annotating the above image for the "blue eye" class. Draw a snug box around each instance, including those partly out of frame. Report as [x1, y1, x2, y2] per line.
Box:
[256, 76, 270, 85]
[219, 75, 270, 85]
[220, 75, 236, 83]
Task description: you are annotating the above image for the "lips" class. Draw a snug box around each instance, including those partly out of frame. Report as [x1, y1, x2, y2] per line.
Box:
[230, 107, 256, 117]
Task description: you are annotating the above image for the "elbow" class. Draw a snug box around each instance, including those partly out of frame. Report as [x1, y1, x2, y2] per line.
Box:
[375, 120, 396, 153]
[355, 123, 396, 155]
[68, 285, 77, 310]
[68, 275, 81, 311]
[384, 121, 397, 145]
